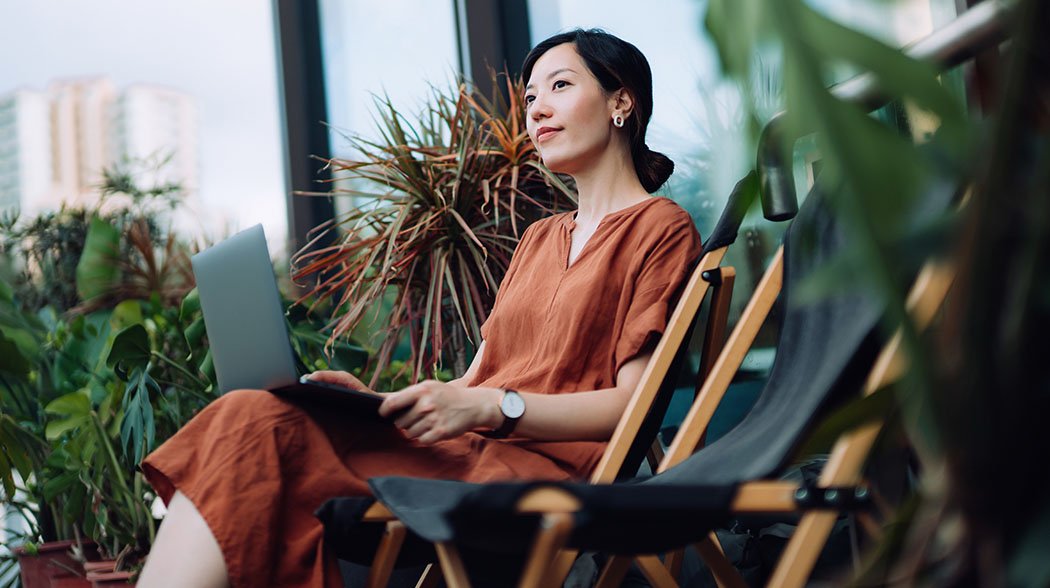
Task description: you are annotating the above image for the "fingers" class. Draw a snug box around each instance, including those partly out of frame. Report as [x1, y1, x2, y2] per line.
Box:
[403, 413, 436, 440]
[380, 381, 461, 443]
[305, 370, 374, 393]
[379, 385, 424, 418]
[416, 427, 450, 445]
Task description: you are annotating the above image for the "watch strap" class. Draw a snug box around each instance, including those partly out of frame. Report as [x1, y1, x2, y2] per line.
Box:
[490, 389, 522, 438]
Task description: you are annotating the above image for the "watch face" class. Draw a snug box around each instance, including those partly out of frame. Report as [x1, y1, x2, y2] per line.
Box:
[501, 391, 526, 419]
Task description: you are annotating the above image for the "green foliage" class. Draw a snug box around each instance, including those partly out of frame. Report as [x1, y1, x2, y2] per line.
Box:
[0, 163, 379, 572]
[706, 0, 1050, 583]
[75, 216, 122, 303]
[0, 163, 213, 572]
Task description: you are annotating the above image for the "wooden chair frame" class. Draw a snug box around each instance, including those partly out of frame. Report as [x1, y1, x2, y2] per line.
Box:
[417, 247, 954, 588]
[355, 243, 739, 588]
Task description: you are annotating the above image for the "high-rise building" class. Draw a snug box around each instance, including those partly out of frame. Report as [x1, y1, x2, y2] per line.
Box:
[113, 84, 199, 195]
[0, 78, 199, 221]
[0, 89, 53, 214]
[48, 78, 118, 207]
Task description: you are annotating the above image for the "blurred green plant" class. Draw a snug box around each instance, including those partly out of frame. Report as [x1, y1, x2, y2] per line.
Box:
[705, 0, 1050, 584]
[1, 162, 382, 580]
[0, 169, 216, 575]
[290, 72, 577, 385]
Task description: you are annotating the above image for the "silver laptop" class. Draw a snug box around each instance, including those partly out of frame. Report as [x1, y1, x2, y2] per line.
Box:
[191, 224, 385, 417]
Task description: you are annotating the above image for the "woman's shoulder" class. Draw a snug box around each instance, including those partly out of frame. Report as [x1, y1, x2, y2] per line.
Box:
[614, 197, 699, 243]
[639, 196, 695, 227]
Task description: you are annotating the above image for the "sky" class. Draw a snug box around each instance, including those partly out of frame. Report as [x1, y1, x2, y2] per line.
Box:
[0, 0, 289, 249]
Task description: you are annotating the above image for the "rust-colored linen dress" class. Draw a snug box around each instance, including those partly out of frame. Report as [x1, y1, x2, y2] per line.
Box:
[141, 196, 700, 587]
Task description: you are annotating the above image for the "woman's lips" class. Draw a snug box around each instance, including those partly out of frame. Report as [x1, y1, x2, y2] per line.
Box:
[536, 127, 561, 142]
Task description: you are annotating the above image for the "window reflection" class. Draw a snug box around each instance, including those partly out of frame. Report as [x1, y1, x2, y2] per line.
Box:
[317, 0, 460, 214]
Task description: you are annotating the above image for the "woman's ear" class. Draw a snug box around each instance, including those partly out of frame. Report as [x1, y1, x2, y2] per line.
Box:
[610, 88, 635, 121]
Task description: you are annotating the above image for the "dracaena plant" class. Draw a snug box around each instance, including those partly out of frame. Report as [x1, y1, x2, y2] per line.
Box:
[291, 73, 576, 384]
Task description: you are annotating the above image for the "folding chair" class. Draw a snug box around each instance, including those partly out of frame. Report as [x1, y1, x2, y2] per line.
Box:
[315, 172, 774, 587]
[362, 181, 957, 588]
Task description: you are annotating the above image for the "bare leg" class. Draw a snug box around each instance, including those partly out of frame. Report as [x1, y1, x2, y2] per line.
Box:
[137, 491, 229, 588]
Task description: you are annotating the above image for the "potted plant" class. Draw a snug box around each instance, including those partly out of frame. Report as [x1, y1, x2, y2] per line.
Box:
[0, 165, 213, 586]
[1, 161, 382, 586]
[291, 72, 576, 384]
[1, 211, 101, 588]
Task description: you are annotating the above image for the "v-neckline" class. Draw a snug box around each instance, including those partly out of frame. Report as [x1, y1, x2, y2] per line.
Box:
[562, 197, 657, 270]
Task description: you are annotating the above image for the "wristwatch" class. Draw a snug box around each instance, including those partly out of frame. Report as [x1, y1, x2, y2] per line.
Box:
[490, 389, 525, 438]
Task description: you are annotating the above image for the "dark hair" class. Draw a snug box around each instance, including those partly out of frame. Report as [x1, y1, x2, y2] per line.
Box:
[522, 29, 673, 193]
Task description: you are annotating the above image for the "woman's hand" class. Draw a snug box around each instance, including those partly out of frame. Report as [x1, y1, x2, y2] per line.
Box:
[380, 381, 501, 444]
[304, 370, 375, 394]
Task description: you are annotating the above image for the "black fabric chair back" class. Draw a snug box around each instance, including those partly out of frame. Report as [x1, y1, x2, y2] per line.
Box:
[652, 185, 880, 486]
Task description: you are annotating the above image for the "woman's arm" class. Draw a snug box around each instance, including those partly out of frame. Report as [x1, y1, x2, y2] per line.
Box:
[378, 352, 651, 444]
[446, 341, 486, 387]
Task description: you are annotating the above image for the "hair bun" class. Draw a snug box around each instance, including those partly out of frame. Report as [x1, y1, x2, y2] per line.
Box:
[635, 145, 674, 193]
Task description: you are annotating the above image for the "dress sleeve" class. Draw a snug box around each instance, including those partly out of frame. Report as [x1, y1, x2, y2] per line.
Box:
[613, 216, 701, 374]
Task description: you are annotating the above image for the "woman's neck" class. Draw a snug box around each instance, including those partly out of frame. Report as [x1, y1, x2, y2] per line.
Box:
[570, 149, 651, 226]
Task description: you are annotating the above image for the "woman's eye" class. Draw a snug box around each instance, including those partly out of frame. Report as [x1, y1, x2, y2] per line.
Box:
[524, 95, 535, 105]
[553, 80, 569, 90]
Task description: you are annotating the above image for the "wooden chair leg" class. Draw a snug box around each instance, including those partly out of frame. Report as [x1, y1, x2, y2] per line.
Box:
[544, 549, 580, 587]
[595, 555, 633, 588]
[519, 513, 574, 588]
[766, 512, 839, 588]
[665, 548, 685, 581]
[367, 520, 407, 588]
[694, 532, 747, 588]
[435, 542, 471, 588]
[635, 555, 679, 588]
[415, 563, 443, 588]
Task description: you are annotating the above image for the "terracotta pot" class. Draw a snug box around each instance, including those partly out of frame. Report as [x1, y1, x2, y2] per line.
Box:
[12, 540, 96, 588]
[81, 561, 114, 574]
[86, 571, 134, 587]
[51, 577, 94, 588]
[84, 561, 135, 587]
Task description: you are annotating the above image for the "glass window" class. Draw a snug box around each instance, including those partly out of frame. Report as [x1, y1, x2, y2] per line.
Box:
[0, 0, 287, 249]
[317, 0, 460, 214]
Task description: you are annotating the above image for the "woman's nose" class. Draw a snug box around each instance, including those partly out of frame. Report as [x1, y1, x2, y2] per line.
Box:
[529, 95, 551, 120]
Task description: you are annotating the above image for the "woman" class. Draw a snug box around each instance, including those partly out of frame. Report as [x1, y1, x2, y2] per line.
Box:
[138, 29, 701, 587]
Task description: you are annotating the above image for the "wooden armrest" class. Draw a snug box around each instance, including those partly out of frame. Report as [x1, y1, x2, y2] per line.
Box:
[516, 487, 582, 513]
[361, 501, 396, 522]
[731, 481, 799, 512]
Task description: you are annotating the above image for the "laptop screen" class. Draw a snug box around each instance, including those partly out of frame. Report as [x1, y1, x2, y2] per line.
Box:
[191, 224, 301, 393]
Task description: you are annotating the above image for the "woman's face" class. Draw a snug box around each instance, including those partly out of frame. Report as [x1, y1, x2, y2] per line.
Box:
[524, 43, 618, 176]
